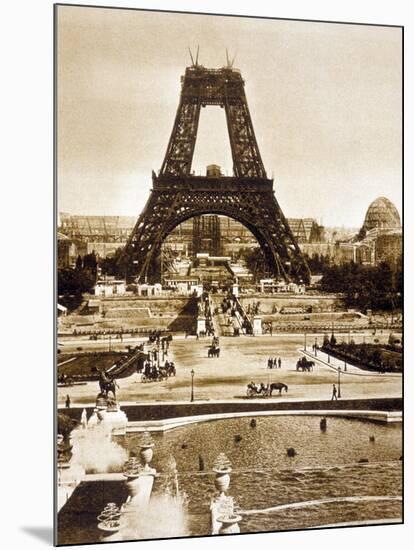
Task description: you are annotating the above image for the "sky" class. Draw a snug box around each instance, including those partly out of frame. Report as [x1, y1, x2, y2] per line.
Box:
[57, 5, 402, 228]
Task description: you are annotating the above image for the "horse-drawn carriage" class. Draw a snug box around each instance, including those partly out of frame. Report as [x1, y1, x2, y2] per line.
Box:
[246, 382, 288, 398]
[141, 369, 164, 382]
[296, 357, 315, 372]
[141, 361, 176, 382]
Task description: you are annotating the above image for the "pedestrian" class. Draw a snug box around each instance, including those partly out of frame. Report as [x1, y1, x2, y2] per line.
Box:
[278, 357, 282, 369]
[65, 394, 71, 408]
[270, 324, 273, 336]
[331, 384, 338, 401]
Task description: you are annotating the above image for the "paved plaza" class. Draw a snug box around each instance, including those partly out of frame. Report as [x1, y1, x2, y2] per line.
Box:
[58, 331, 402, 408]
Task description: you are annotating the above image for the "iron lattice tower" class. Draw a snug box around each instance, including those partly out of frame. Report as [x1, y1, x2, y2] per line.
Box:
[123, 64, 310, 284]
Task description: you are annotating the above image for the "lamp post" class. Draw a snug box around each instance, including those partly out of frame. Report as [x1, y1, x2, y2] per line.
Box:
[109, 335, 112, 352]
[304, 332, 307, 351]
[337, 366, 341, 398]
[190, 369, 195, 402]
[314, 337, 318, 357]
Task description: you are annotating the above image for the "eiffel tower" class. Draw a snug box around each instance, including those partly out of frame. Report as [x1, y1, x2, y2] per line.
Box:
[123, 61, 310, 284]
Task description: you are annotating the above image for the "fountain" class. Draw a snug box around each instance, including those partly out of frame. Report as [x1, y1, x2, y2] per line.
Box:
[117, 434, 190, 540]
[81, 408, 87, 429]
[217, 497, 242, 535]
[97, 502, 124, 542]
[57, 432, 85, 512]
[59, 415, 401, 543]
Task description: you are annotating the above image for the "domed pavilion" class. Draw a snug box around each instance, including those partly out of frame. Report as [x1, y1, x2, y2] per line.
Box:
[362, 197, 401, 233]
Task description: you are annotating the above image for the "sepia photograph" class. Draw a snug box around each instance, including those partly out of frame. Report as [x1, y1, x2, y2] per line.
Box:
[54, 4, 403, 545]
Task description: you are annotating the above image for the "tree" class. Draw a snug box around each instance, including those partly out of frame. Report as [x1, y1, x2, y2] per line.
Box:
[100, 247, 132, 278]
[83, 251, 98, 279]
[320, 258, 401, 313]
[243, 247, 267, 281]
[304, 252, 331, 274]
[370, 349, 382, 367]
[58, 267, 96, 295]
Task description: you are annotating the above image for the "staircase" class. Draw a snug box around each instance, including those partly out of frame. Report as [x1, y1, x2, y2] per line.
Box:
[106, 349, 146, 378]
[209, 294, 228, 337]
[233, 297, 253, 335]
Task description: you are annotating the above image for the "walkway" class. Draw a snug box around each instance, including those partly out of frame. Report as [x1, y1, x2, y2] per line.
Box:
[301, 348, 401, 378]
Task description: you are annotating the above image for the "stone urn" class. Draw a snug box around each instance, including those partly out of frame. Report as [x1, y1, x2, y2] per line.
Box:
[213, 466, 232, 497]
[139, 431, 155, 472]
[217, 514, 242, 535]
[140, 443, 154, 471]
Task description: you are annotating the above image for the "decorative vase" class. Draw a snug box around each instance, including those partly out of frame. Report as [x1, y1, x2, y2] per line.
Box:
[140, 444, 154, 471]
[213, 467, 232, 497]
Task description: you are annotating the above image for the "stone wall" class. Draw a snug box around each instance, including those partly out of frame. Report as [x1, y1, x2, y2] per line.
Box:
[239, 294, 341, 314]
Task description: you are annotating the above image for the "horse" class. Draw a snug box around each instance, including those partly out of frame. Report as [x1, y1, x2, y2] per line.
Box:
[166, 362, 176, 376]
[157, 367, 169, 380]
[296, 358, 314, 372]
[208, 346, 220, 358]
[99, 378, 118, 397]
[269, 382, 288, 396]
